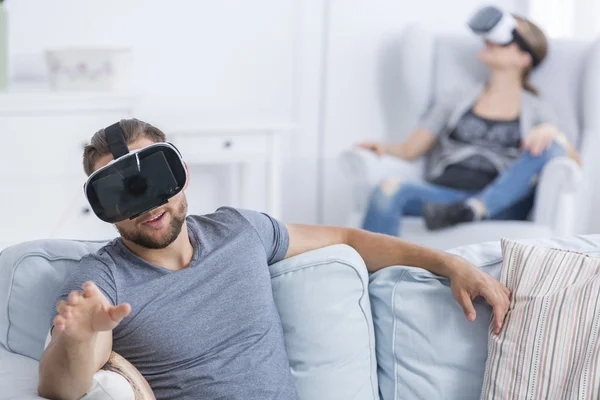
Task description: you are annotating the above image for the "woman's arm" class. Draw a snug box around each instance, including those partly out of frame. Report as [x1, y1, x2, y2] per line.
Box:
[523, 123, 581, 166]
[358, 128, 437, 161]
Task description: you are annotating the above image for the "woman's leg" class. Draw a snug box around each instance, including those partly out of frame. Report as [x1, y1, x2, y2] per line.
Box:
[361, 178, 470, 236]
[423, 142, 565, 229]
[489, 190, 536, 221]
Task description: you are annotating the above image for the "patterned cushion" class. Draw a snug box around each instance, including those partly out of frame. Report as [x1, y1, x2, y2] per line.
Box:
[481, 239, 600, 398]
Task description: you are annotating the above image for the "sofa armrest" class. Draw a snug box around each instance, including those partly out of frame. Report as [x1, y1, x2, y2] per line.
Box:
[339, 148, 424, 210]
[532, 156, 583, 235]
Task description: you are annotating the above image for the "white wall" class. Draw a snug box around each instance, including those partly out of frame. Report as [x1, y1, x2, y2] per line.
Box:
[319, 0, 526, 225]
[8, 0, 296, 120]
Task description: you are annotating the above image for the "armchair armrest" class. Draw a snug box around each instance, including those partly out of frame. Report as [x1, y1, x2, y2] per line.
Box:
[532, 156, 583, 235]
[339, 148, 424, 211]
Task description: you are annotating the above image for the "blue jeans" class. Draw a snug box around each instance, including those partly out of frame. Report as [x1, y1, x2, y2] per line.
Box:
[362, 142, 566, 236]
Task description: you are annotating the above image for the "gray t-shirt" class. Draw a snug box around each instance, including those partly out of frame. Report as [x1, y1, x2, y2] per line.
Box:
[52, 207, 298, 400]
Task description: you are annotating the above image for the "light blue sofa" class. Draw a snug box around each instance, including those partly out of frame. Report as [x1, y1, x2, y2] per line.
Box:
[2, 235, 600, 399]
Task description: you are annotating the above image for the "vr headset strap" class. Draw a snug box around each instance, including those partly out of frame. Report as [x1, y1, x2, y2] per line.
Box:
[104, 122, 130, 159]
[512, 30, 540, 68]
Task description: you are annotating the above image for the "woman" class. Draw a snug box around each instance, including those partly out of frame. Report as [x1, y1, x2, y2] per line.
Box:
[358, 14, 580, 236]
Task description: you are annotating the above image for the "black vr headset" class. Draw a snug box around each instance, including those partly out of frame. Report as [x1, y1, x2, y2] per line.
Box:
[468, 5, 541, 68]
[84, 123, 187, 223]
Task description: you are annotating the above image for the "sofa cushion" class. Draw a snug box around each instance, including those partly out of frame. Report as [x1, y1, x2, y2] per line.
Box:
[270, 244, 378, 400]
[0, 343, 44, 400]
[0, 342, 136, 400]
[369, 234, 600, 400]
[482, 239, 600, 398]
[0, 239, 106, 360]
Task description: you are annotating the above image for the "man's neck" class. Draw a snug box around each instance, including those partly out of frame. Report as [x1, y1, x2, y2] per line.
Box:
[122, 221, 195, 271]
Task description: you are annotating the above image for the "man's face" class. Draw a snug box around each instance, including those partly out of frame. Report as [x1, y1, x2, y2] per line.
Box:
[92, 137, 188, 249]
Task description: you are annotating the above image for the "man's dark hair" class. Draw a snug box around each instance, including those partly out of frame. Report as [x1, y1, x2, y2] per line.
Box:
[83, 118, 166, 176]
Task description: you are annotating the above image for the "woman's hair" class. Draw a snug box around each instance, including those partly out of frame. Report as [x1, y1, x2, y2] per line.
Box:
[513, 15, 548, 96]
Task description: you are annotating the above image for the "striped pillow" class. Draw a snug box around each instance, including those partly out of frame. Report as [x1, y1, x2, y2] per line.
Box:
[481, 239, 600, 399]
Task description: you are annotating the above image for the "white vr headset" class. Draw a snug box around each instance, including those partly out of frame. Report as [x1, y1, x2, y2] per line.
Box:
[468, 6, 541, 68]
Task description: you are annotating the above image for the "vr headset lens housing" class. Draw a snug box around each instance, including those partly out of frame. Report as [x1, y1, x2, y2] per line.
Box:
[85, 138, 187, 223]
[467, 6, 541, 67]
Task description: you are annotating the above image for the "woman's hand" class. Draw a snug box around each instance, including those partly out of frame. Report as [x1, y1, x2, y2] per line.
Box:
[522, 123, 562, 156]
[356, 141, 388, 157]
[447, 255, 511, 335]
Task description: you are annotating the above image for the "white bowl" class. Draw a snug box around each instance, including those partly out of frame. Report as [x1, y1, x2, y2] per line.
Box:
[45, 48, 132, 92]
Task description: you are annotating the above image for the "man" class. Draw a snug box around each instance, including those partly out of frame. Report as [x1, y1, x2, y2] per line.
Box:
[38, 119, 510, 400]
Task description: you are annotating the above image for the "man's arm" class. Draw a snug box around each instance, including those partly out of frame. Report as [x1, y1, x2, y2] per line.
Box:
[38, 330, 112, 400]
[38, 282, 130, 400]
[285, 224, 510, 334]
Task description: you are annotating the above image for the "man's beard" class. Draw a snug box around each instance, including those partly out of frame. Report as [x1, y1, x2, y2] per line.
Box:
[116, 197, 188, 249]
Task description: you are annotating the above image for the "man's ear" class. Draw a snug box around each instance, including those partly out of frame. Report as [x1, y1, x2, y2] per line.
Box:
[183, 161, 190, 191]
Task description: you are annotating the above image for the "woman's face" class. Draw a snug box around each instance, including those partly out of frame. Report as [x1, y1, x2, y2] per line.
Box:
[477, 40, 531, 71]
[477, 21, 533, 72]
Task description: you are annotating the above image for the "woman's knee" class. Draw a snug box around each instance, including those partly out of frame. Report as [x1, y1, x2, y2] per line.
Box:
[368, 178, 415, 211]
[531, 140, 567, 162]
[547, 140, 567, 158]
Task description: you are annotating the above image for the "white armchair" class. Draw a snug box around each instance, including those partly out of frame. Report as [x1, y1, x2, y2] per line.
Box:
[340, 26, 600, 250]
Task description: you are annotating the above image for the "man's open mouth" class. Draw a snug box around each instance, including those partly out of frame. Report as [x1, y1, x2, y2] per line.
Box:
[142, 211, 166, 225]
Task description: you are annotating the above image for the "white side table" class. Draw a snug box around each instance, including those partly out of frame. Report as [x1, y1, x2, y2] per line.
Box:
[169, 124, 291, 219]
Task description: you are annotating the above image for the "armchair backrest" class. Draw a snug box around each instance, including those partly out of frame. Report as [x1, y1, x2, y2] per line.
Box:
[383, 25, 600, 148]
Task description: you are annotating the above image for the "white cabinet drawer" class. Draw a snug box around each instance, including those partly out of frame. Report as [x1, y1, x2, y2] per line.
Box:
[172, 134, 268, 164]
[0, 113, 128, 179]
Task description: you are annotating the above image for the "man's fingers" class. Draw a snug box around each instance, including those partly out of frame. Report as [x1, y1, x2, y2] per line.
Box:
[62, 304, 73, 319]
[53, 315, 66, 332]
[492, 302, 508, 334]
[82, 281, 101, 298]
[487, 290, 509, 334]
[107, 303, 132, 322]
[504, 287, 511, 299]
[56, 300, 67, 314]
[68, 290, 82, 306]
[57, 301, 73, 318]
[459, 291, 476, 322]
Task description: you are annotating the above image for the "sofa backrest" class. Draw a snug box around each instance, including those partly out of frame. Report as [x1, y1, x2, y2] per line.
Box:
[0, 240, 106, 359]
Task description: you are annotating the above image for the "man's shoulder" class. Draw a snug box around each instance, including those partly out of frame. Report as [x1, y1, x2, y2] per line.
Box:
[76, 241, 119, 273]
[57, 241, 120, 306]
[187, 207, 255, 229]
